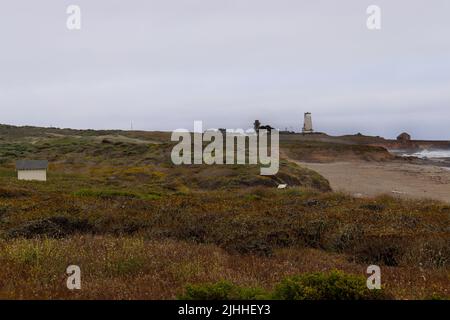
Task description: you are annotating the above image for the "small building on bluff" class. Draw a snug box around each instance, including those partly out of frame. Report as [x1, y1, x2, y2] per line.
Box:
[397, 132, 411, 142]
[16, 160, 48, 181]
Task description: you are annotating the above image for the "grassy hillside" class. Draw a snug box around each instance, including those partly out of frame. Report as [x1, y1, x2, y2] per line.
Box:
[0, 124, 331, 192]
[281, 140, 395, 162]
[0, 124, 448, 300]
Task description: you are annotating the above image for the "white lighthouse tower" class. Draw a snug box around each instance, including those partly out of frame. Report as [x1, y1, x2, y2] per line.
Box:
[302, 112, 313, 134]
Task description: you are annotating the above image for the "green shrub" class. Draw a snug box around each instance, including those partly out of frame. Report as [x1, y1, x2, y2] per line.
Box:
[426, 294, 449, 300]
[244, 194, 263, 201]
[74, 189, 138, 199]
[178, 281, 268, 300]
[140, 193, 161, 200]
[272, 270, 387, 300]
[179, 271, 390, 300]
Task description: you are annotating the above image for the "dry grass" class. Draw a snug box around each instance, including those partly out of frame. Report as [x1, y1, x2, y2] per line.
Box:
[0, 188, 448, 299]
[0, 237, 447, 300]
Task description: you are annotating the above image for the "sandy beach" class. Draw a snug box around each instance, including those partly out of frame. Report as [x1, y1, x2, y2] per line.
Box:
[298, 161, 450, 203]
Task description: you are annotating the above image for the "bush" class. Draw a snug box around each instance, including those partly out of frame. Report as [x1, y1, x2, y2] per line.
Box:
[223, 237, 274, 257]
[179, 271, 390, 300]
[352, 236, 407, 266]
[403, 236, 450, 269]
[297, 220, 329, 248]
[178, 281, 268, 300]
[272, 270, 388, 300]
[0, 187, 29, 198]
[74, 189, 139, 199]
[6, 216, 95, 239]
[360, 203, 385, 212]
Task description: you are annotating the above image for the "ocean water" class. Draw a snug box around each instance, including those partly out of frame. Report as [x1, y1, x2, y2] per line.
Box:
[403, 149, 450, 159]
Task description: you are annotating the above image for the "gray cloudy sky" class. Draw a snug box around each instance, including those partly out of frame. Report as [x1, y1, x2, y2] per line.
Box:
[1, 0, 449, 139]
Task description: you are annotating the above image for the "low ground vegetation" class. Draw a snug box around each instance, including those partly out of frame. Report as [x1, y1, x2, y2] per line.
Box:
[0, 125, 448, 299]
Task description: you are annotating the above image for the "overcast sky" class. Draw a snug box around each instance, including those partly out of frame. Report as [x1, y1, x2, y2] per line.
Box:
[1, 0, 449, 139]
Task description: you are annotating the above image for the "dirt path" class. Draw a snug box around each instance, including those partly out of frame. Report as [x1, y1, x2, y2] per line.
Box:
[296, 161, 450, 203]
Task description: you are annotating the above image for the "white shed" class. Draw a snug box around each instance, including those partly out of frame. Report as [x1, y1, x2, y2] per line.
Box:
[16, 160, 48, 181]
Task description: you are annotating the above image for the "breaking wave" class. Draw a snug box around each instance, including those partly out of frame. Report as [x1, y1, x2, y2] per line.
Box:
[403, 149, 450, 159]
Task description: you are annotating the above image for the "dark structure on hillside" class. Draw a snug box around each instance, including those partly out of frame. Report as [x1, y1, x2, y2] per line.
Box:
[397, 132, 411, 142]
[253, 120, 261, 132]
[259, 125, 274, 132]
[253, 120, 274, 132]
